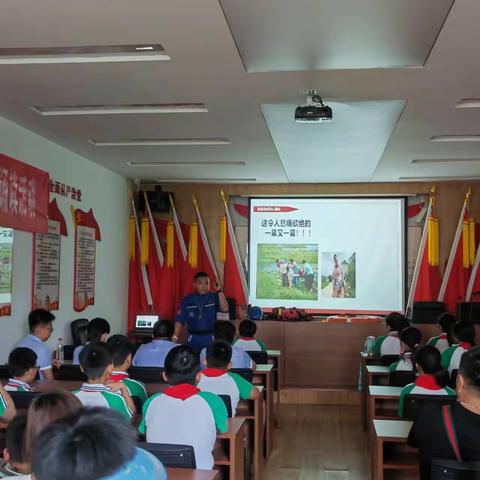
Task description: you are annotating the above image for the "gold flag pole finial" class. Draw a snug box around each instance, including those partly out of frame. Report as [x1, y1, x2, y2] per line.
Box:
[220, 189, 228, 207]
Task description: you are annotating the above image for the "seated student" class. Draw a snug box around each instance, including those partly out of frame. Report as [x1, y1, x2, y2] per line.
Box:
[0, 416, 28, 477]
[234, 319, 267, 352]
[398, 345, 455, 418]
[5, 349, 38, 392]
[107, 335, 148, 405]
[74, 342, 135, 420]
[0, 384, 16, 424]
[198, 340, 260, 414]
[408, 346, 480, 480]
[441, 320, 476, 375]
[73, 317, 110, 365]
[140, 345, 228, 470]
[200, 321, 253, 369]
[372, 312, 410, 357]
[15, 309, 56, 380]
[427, 312, 456, 354]
[389, 327, 422, 372]
[132, 319, 176, 368]
[31, 408, 167, 480]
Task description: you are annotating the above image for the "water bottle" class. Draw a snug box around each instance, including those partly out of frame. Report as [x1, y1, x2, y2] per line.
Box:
[56, 337, 64, 364]
[365, 336, 375, 355]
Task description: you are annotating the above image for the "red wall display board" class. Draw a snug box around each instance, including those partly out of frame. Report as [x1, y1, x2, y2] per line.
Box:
[0, 227, 13, 316]
[72, 208, 101, 312]
[0, 153, 49, 234]
[32, 199, 68, 311]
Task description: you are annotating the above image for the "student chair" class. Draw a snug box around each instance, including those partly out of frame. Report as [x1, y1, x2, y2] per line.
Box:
[137, 443, 196, 469]
[219, 394, 233, 418]
[450, 369, 459, 389]
[431, 459, 480, 479]
[70, 318, 89, 347]
[0, 365, 9, 379]
[132, 396, 143, 414]
[10, 391, 41, 410]
[54, 365, 87, 382]
[246, 351, 268, 365]
[229, 368, 254, 382]
[128, 366, 165, 383]
[380, 355, 400, 367]
[403, 394, 457, 421]
[389, 370, 416, 387]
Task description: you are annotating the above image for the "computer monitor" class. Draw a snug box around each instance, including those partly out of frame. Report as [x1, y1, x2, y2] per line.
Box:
[135, 314, 158, 329]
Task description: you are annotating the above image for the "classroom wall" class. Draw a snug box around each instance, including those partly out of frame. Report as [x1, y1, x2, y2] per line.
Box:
[161, 181, 480, 281]
[0, 116, 129, 362]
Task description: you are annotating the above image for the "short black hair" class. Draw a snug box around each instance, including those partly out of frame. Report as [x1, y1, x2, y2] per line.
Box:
[453, 321, 476, 345]
[413, 345, 449, 388]
[437, 312, 456, 346]
[31, 407, 136, 480]
[193, 271, 209, 281]
[106, 335, 133, 368]
[8, 347, 38, 378]
[400, 327, 422, 351]
[239, 319, 257, 338]
[153, 320, 174, 339]
[460, 345, 480, 392]
[5, 415, 27, 464]
[28, 309, 55, 332]
[206, 340, 232, 369]
[385, 312, 409, 332]
[79, 342, 113, 380]
[213, 321, 236, 344]
[87, 317, 110, 342]
[164, 345, 200, 385]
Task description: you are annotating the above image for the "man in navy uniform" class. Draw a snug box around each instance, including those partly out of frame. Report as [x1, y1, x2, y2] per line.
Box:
[174, 271, 230, 352]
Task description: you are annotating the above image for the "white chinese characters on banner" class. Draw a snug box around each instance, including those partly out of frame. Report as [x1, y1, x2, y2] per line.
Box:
[74, 225, 96, 312]
[0, 227, 13, 316]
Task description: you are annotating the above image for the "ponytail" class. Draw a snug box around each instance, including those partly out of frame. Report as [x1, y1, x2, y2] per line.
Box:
[437, 312, 456, 347]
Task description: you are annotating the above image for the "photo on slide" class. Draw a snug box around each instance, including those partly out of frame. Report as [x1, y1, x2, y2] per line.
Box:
[320, 252, 356, 299]
[256, 243, 318, 300]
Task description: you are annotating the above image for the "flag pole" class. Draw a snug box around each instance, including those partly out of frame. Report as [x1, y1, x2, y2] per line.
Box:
[143, 191, 164, 267]
[168, 193, 188, 261]
[466, 244, 480, 302]
[192, 195, 220, 285]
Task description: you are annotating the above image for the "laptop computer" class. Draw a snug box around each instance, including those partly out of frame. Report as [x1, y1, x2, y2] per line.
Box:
[135, 314, 159, 333]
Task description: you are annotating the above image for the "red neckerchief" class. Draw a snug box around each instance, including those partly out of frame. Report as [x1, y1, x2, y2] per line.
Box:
[110, 371, 129, 382]
[163, 384, 200, 400]
[459, 342, 472, 350]
[415, 374, 442, 390]
[202, 368, 227, 377]
[239, 337, 254, 341]
[439, 334, 448, 340]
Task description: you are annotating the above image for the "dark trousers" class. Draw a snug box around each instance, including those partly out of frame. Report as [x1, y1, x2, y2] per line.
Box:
[305, 274, 314, 290]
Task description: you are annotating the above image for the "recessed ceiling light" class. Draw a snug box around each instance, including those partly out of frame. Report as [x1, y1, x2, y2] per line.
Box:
[0, 44, 170, 64]
[399, 175, 480, 181]
[31, 103, 207, 116]
[431, 135, 480, 142]
[89, 138, 230, 146]
[126, 161, 245, 167]
[411, 158, 480, 164]
[155, 178, 256, 183]
[456, 99, 480, 108]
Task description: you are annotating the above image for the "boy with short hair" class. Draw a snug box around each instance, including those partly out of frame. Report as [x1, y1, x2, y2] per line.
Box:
[107, 335, 148, 405]
[140, 345, 228, 470]
[198, 340, 260, 414]
[0, 416, 29, 477]
[15, 309, 55, 380]
[6, 348, 38, 392]
[74, 342, 135, 420]
[200, 320, 253, 369]
[73, 317, 111, 365]
[235, 320, 267, 352]
[132, 319, 176, 368]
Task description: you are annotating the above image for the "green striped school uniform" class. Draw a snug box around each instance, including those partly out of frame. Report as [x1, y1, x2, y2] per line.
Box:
[441, 343, 472, 375]
[234, 337, 267, 352]
[110, 371, 148, 405]
[0, 393, 7, 418]
[5, 379, 33, 392]
[372, 331, 400, 356]
[389, 353, 413, 372]
[398, 374, 456, 417]
[427, 334, 450, 354]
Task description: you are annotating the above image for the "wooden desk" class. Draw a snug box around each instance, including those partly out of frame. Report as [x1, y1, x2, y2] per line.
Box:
[166, 468, 220, 480]
[215, 417, 246, 480]
[367, 386, 402, 437]
[372, 419, 418, 480]
[253, 364, 274, 460]
[267, 349, 281, 427]
[360, 354, 382, 431]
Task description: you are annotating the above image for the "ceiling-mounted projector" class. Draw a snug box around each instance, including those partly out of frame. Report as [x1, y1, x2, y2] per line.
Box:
[295, 92, 332, 123]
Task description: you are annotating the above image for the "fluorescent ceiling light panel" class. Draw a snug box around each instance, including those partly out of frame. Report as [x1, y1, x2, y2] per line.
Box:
[399, 175, 480, 181]
[155, 178, 256, 183]
[31, 103, 207, 116]
[126, 161, 245, 167]
[456, 99, 480, 108]
[412, 158, 480, 164]
[431, 135, 480, 142]
[0, 44, 169, 64]
[90, 138, 230, 146]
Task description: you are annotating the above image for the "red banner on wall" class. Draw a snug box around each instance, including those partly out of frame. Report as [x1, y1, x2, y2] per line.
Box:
[0, 153, 49, 233]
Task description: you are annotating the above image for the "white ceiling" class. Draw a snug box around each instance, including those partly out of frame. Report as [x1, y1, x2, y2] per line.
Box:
[0, 0, 479, 183]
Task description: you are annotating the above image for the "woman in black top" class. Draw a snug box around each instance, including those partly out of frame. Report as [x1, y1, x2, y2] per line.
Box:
[408, 346, 480, 479]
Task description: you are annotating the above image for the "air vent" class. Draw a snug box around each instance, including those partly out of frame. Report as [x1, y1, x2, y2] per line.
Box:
[90, 138, 230, 146]
[126, 161, 244, 167]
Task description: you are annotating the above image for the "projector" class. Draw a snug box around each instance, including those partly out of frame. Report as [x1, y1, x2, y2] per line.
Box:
[295, 92, 332, 123]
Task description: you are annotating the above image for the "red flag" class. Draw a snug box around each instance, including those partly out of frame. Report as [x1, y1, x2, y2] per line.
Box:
[466, 245, 480, 302]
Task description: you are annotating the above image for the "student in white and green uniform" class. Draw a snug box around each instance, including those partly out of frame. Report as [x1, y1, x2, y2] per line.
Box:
[198, 340, 260, 414]
[441, 321, 476, 375]
[427, 312, 456, 355]
[74, 342, 135, 420]
[399, 345, 456, 417]
[140, 345, 228, 470]
[372, 312, 410, 356]
[234, 320, 267, 352]
[5, 348, 38, 392]
[107, 335, 148, 405]
[0, 384, 15, 423]
[389, 327, 422, 372]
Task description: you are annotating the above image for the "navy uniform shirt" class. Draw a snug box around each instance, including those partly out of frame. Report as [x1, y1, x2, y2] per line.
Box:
[176, 292, 220, 334]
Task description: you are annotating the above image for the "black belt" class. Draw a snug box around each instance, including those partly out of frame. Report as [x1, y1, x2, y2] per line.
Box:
[190, 329, 213, 335]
